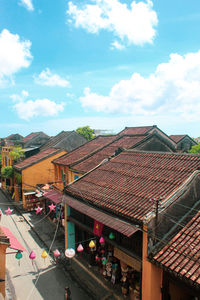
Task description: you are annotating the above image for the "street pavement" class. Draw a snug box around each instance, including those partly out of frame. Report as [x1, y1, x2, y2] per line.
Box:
[0, 189, 90, 300]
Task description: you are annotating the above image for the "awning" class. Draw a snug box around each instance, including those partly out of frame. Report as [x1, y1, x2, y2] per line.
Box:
[43, 189, 63, 205]
[1, 226, 26, 252]
[64, 195, 139, 237]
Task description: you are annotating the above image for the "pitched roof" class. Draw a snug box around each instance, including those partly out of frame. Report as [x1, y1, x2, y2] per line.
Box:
[71, 135, 146, 173]
[6, 133, 23, 140]
[53, 135, 116, 166]
[118, 126, 155, 136]
[152, 210, 200, 287]
[40, 130, 87, 151]
[169, 135, 188, 143]
[23, 132, 42, 142]
[65, 151, 200, 223]
[14, 148, 64, 170]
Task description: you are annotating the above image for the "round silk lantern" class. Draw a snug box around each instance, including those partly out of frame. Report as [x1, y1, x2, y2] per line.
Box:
[15, 251, 22, 266]
[89, 240, 95, 248]
[29, 251, 36, 265]
[53, 249, 60, 258]
[77, 244, 84, 252]
[41, 250, 48, 263]
[65, 248, 75, 258]
[99, 237, 105, 244]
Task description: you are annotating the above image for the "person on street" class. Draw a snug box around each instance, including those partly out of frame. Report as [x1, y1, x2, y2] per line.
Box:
[64, 287, 71, 300]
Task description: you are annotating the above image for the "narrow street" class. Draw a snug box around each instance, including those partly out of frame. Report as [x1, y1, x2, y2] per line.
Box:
[0, 190, 90, 300]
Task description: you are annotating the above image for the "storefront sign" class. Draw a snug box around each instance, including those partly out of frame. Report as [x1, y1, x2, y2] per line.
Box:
[114, 247, 141, 272]
[93, 220, 103, 236]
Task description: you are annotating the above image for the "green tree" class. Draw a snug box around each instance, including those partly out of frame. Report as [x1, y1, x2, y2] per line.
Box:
[9, 145, 24, 162]
[76, 126, 94, 141]
[1, 166, 13, 179]
[188, 143, 200, 153]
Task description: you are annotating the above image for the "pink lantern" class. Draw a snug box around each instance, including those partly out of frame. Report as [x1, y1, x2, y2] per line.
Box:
[53, 249, 60, 258]
[65, 248, 75, 258]
[35, 206, 43, 214]
[5, 207, 13, 216]
[77, 244, 84, 253]
[99, 237, 105, 244]
[29, 251, 36, 265]
[49, 203, 56, 212]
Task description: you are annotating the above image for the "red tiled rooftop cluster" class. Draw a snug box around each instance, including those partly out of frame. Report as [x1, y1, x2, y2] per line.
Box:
[65, 151, 200, 222]
[72, 135, 145, 173]
[153, 210, 200, 286]
[53, 135, 116, 166]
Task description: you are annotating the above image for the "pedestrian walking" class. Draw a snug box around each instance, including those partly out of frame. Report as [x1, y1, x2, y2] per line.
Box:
[64, 287, 71, 300]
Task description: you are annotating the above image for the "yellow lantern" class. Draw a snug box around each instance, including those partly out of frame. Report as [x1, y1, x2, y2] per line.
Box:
[89, 240, 95, 248]
[41, 250, 48, 261]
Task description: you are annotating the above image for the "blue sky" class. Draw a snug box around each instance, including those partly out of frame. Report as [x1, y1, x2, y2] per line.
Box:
[0, 0, 200, 138]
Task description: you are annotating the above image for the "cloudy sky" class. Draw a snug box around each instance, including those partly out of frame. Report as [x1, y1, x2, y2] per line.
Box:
[0, 0, 200, 138]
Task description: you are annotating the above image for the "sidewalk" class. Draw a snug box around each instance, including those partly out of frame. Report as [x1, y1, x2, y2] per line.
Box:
[2, 189, 123, 300]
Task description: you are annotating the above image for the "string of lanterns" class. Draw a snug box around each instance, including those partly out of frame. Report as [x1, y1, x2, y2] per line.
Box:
[14, 233, 115, 265]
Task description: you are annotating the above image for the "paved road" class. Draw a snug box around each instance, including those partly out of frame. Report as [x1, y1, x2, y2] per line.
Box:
[0, 191, 90, 300]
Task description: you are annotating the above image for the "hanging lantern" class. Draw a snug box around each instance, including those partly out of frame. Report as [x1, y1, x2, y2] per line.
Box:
[5, 207, 13, 216]
[89, 240, 95, 248]
[102, 257, 107, 265]
[109, 232, 115, 240]
[41, 250, 48, 263]
[49, 203, 56, 212]
[15, 251, 23, 266]
[35, 206, 43, 214]
[53, 249, 60, 258]
[99, 237, 105, 244]
[95, 255, 100, 262]
[65, 248, 75, 258]
[29, 251, 36, 265]
[77, 244, 84, 253]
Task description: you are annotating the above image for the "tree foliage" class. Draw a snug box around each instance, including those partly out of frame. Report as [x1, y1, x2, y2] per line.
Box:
[9, 145, 24, 162]
[1, 166, 13, 179]
[14, 171, 22, 184]
[76, 126, 94, 141]
[188, 143, 200, 153]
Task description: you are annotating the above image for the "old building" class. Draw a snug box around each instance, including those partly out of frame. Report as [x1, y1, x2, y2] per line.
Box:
[169, 134, 197, 152]
[61, 149, 200, 299]
[13, 148, 66, 209]
[53, 126, 176, 190]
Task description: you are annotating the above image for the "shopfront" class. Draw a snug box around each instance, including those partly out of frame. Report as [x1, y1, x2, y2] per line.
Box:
[65, 195, 142, 299]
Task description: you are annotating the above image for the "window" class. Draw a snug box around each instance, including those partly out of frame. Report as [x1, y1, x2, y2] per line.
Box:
[61, 169, 64, 181]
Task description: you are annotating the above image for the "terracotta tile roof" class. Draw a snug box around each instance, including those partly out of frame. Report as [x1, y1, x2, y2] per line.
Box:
[14, 148, 64, 170]
[65, 151, 200, 222]
[23, 132, 41, 142]
[169, 135, 188, 143]
[72, 135, 145, 173]
[118, 126, 155, 136]
[40, 130, 86, 151]
[53, 135, 116, 166]
[152, 210, 200, 287]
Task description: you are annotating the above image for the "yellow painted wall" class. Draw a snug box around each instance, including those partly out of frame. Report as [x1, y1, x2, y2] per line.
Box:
[0, 243, 8, 298]
[142, 224, 163, 300]
[21, 151, 66, 209]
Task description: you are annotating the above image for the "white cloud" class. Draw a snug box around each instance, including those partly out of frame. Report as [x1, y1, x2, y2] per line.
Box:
[0, 29, 32, 86]
[79, 50, 200, 121]
[34, 68, 70, 87]
[12, 91, 65, 120]
[110, 40, 125, 50]
[19, 0, 34, 11]
[67, 0, 158, 48]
